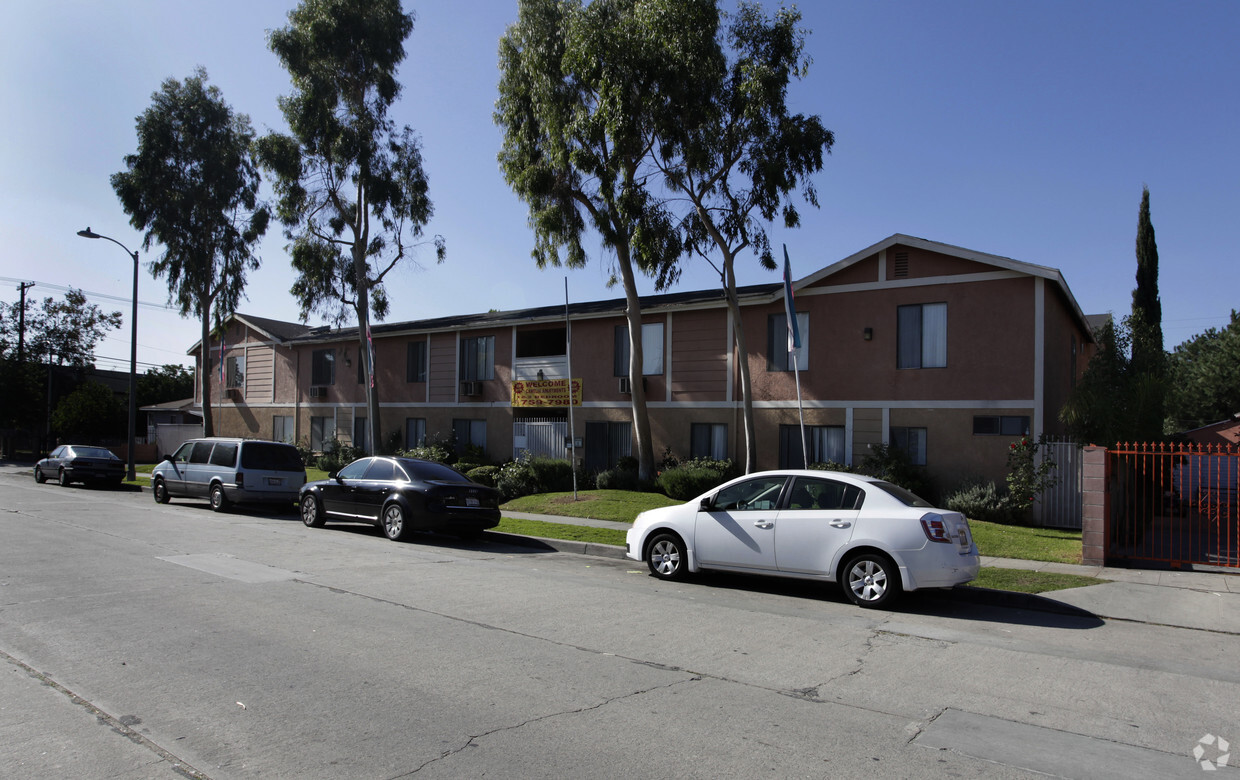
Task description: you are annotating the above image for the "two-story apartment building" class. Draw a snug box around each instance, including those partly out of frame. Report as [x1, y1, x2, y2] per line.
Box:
[192, 234, 1098, 490]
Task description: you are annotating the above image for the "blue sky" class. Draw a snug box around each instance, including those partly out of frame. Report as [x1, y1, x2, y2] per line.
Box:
[1, 0, 1236, 373]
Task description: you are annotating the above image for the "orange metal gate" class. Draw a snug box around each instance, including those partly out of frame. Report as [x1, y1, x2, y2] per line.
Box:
[1109, 443, 1239, 569]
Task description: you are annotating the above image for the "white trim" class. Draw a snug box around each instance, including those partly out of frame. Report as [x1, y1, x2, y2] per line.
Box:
[845, 407, 854, 464]
[797, 270, 1025, 297]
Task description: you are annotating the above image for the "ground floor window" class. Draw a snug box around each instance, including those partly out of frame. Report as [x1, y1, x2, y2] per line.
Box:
[353, 415, 369, 453]
[585, 421, 632, 473]
[890, 426, 927, 466]
[690, 423, 728, 461]
[273, 415, 294, 444]
[310, 416, 334, 451]
[972, 415, 1030, 436]
[779, 425, 845, 469]
[405, 418, 427, 449]
[453, 418, 487, 452]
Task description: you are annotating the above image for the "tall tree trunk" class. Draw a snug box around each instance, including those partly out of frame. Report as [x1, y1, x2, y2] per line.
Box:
[354, 270, 381, 455]
[723, 259, 756, 473]
[615, 243, 655, 481]
[199, 313, 214, 437]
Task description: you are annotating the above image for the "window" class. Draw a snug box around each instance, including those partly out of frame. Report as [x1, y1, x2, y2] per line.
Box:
[226, 355, 245, 389]
[767, 312, 810, 371]
[407, 340, 427, 383]
[972, 415, 1030, 436]
[585, 420, 632, 473]
[209, 442, 237, 467]
[405, 418, 427, 449]
[312, 349, 335, 385]
[363, 458, 396, 481]
[711, 476, 787, 512]
[516, 327, 566, 358]
[614, 322, 664, 376]
[453, 418, 487, 452]
[310, 416, 334, 451]
[779, 425, 845, 469]
[336, 458, 370, 479]
[190, 441, 214, 464]
[897, 303, 947, 369]
[890, 426, 927, 466]
[690, 423, 728, 460]
[460, 335, 495, 382]
[273, 415, 294, 444]
[353, 415, 369, 453]
[786, 477, 864, 511]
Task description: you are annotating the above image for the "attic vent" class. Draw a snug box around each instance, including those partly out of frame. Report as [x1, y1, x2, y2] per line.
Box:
[893, 252, 909, 278]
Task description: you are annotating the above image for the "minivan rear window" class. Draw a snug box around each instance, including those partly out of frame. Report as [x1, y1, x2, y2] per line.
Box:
[209, 443, 238, 467]
[240, 442, 304, 471]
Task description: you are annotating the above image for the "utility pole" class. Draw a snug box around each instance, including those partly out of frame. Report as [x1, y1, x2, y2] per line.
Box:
[16, 281, 34, 363]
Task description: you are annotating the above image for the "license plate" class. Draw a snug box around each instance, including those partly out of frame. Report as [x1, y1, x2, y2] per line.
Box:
[267, 477, 283, 486]
[466, 497, 480, 507]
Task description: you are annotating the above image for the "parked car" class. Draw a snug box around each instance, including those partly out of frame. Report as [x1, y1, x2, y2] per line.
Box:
[625, 470, 979, 608]
[35, 445, 125, 487]
[299, 456, 501, 542]
[150, 438, 306, 511]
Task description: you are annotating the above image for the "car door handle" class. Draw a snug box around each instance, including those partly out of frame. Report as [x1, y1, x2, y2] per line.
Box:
[753, 520, 774, 529]
[829, 521, 852, 529]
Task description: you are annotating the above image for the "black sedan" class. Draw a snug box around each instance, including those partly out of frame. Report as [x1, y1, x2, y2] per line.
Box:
[299, 456, 501, 542]
[35, 445, 126, 487]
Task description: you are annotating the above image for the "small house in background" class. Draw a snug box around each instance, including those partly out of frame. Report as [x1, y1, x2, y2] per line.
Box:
[141, 398, 202, 461]
[1181, 414, 1240, 447]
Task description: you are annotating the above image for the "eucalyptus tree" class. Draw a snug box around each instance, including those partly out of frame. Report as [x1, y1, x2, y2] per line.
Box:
[112, 68, 268, 437]
[259, 0, 443, 453]
[659, 2, 833, 473]
[496, 0, 718, 479]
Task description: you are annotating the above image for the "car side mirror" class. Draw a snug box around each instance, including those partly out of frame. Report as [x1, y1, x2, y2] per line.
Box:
[330, 471, 341, 481]
[699, 496, 713, 511]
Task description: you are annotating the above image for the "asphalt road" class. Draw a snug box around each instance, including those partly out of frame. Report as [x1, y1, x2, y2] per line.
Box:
[1, 470, 1236, 779]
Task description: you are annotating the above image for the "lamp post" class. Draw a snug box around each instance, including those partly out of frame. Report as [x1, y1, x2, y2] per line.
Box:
[76, 227, 139, 482]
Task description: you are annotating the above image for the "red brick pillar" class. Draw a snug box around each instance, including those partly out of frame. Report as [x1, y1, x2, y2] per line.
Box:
[1081, 445, 1108, 566]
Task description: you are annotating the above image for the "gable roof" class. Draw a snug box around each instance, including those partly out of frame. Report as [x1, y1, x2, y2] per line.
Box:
[793, 233, 1095, 342]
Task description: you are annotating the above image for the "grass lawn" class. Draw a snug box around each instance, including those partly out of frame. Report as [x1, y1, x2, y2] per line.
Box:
[495, 517, 628, 546]
[501, 490, 678, 523]
[968, 519, 1083, 564]
[971, 567, 1103, 593]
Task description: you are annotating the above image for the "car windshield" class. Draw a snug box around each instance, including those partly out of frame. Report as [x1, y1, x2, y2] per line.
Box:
[71, 447, 117, 459]
[870, 481, 934, 507]
[240, 443, 304, 471]
[400, 459, 468, 483]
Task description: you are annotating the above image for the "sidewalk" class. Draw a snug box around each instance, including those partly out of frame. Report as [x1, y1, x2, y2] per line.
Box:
[497, 511, 1240, 634]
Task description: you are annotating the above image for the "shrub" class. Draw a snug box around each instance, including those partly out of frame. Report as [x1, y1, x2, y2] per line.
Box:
[1005, 436, 1058, 521]
[657, 467, 724, 501]
[401, 440, 453, 464]
[317, 439, 365, 474]
[858, 444, 934, 501]
[809, 460, 859, 474]
[528, 456, 576, 493]
[467, 465, 500, 487]
[595, 466, 639, 491]
[943, 480, 1014, 524]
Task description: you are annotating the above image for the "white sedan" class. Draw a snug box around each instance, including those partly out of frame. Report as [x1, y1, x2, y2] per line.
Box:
[625, 470, 979, 608]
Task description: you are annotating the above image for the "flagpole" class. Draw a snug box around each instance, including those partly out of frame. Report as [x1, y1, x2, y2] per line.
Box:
[565, 277, 578, 500]
[783, 245, 809, 468]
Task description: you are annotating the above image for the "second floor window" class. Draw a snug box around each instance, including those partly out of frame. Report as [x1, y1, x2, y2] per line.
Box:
[614, 322, 664, 376]
[312, 348, 335, 385]
[460, 335, 495, 381]
[897, 303, 947, 369]
[767, 312, 810, 371]
[407, 340, 427, 383]
[225, 355, 245, 388]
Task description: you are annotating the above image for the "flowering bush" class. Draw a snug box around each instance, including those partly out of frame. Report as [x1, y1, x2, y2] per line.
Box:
[1005, 436, 1058, 521]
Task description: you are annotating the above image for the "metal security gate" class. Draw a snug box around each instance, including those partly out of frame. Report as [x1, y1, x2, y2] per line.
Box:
[513, 417, 568, 461]
[1034, 439, 1083, 529]
[1109, 442, 1239, 569]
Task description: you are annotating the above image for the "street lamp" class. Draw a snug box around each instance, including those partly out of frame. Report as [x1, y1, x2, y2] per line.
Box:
[76, 227, 139, 482]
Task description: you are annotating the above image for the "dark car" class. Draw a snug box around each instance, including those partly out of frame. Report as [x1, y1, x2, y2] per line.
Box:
[35, 445, 126, 487]
[299, 456, 501, 542]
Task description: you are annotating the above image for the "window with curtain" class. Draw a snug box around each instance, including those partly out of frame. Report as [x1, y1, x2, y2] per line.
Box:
[897, 303, 947, 369]
[310, 416, 334, 451]
[460, 336, 495, 381]
[613, 322, 664, 376]
[766, 312, 810, 371]
[311, 349, 335, 385]
[890, 426, 927, 466]
[452, 418, 487, 451]
[690, 423, 728, 460]
[407, 340, 427, 383]
[225, 354, 245, 388]
[405, 418, 427, 448]
[273, 415, 294, 444]
[778, 425, 845, 469]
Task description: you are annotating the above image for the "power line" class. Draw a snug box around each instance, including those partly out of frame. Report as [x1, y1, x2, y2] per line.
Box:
[0, 276, 180, 312]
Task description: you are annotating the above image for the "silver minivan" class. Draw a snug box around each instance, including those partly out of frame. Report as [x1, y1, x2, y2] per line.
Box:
[151, 438, 306, 511]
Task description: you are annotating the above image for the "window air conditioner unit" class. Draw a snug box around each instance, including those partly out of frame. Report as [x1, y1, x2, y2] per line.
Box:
[618, 377, 646, 394]
[309, 386, 326, 398]
[461, 381, 482, 396]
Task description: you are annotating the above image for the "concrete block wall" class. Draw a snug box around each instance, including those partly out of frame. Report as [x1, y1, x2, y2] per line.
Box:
[1081, 445, 1107, 566]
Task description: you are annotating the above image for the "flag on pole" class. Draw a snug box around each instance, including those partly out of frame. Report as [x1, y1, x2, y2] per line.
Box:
[366, 324, 376, 388]
[783, 245, 801, 356]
